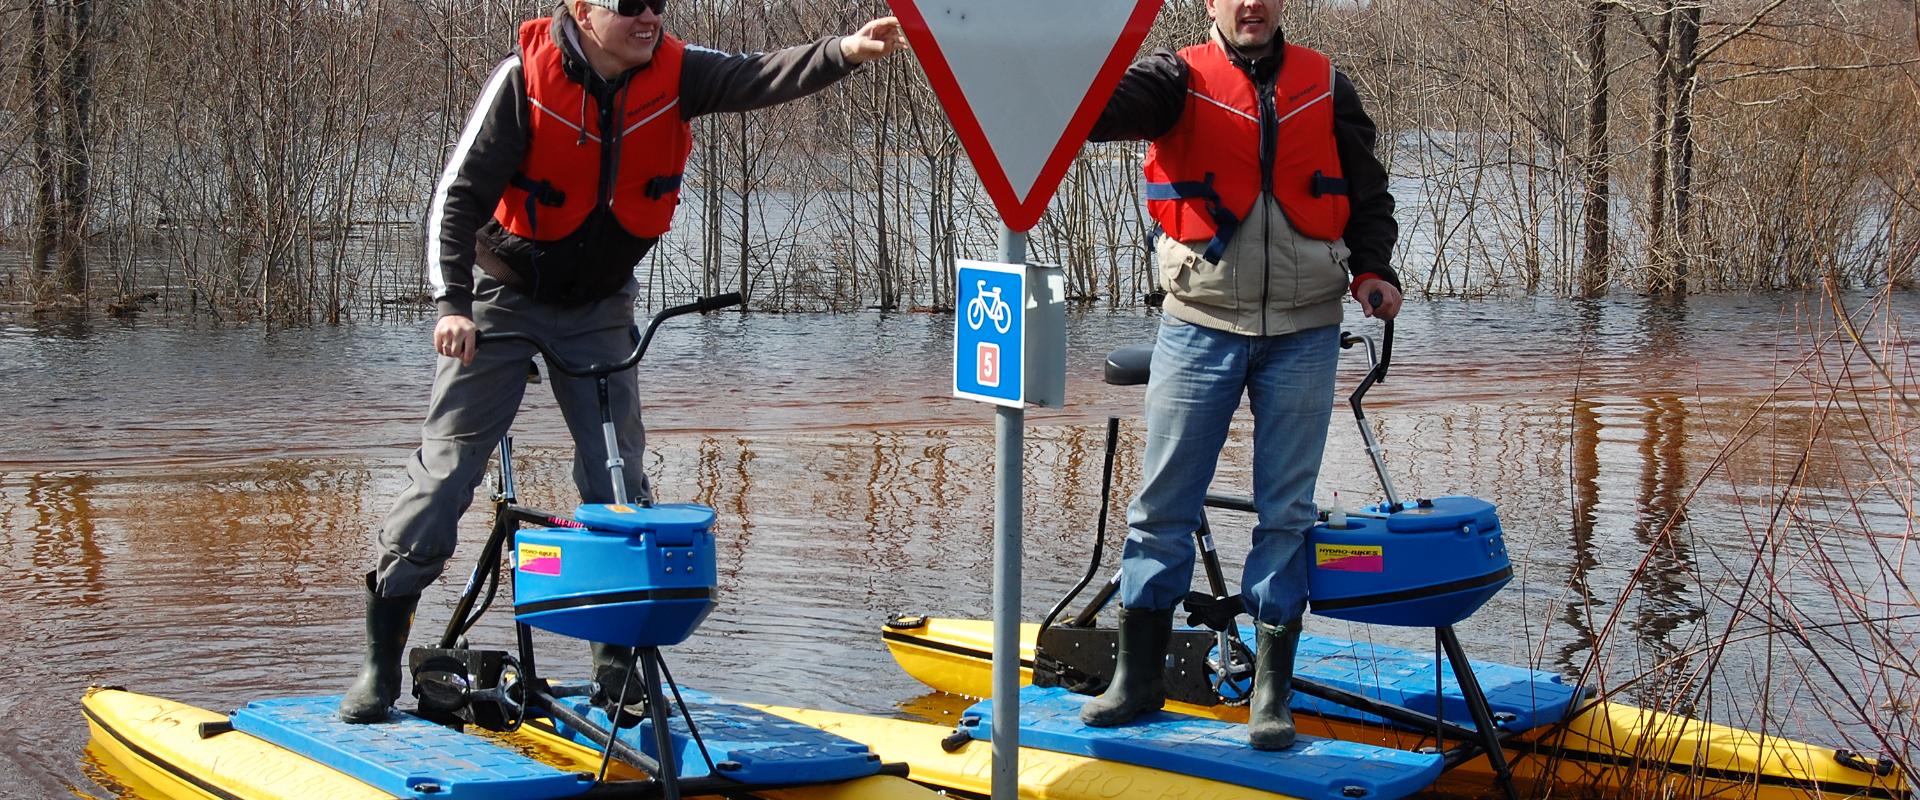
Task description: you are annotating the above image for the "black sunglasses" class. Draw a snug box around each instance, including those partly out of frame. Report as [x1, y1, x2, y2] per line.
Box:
[596, 0, 664, 16]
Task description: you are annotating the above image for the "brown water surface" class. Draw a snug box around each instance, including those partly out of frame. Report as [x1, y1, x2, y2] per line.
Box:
[3, 294, 1914, 798]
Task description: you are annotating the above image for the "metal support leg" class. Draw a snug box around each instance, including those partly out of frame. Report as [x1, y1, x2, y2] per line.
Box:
[1437, 626, 1518, 800]
[529, 685, 661, 777]
[640, 648, 680, 800]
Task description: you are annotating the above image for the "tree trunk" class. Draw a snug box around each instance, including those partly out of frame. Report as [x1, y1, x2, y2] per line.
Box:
[702, 128, 721, 298]
[872, 69, 896, 312]
[28, 0, 58, 290]
[1647, 2, 1674, 291]
[1666, 1, 1701, 296]
[1579, 0, 1611, 298]
[736, 113, 750, 304]
[55, 0, 97, 297]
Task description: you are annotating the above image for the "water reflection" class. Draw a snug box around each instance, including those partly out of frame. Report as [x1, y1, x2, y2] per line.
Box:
[1549, 300, 1712, 714]
[1559, 394, 1606, 678]
[22, 472, 106, 605]
[2, 295, 1914, 798]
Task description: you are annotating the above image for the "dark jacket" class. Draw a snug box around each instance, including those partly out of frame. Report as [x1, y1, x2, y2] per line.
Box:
[427, 14, 860, 317]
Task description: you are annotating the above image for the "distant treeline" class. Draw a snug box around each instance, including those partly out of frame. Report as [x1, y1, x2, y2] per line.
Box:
[2, 0, 1914, 322]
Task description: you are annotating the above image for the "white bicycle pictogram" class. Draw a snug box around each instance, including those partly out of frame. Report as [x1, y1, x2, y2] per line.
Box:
[966, 279, 1013, 334]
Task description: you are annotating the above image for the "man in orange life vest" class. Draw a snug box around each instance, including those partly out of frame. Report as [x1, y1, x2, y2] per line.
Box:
[1078, 0, 1403, 750]
[338, 0, 905, 724]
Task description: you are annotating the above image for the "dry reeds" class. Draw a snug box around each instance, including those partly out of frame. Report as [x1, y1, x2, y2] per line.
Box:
[1544, 278, 1915, 797]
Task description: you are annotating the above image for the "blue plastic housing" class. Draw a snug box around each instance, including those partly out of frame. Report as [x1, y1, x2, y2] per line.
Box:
[1307, 495, 1511, 627]
[513, 503, 718, 646]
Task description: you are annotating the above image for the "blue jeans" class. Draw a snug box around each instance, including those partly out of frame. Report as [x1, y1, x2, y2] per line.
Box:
[1120, 319, 1340, 625]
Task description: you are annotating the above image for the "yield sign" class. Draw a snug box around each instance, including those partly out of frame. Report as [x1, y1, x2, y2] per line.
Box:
[889, 0, 1163, 232]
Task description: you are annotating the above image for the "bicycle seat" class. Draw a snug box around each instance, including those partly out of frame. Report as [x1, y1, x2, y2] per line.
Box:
[1104, 344, 1154, 387]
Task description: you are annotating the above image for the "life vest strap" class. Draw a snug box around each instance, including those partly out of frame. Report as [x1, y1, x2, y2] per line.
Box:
[1145, 172, 1238, 264]
[645, 174, 683, 200]
[507, 173, 568, 295]
[510, 174, 567, 208]
[1310, 170, 1349, 198]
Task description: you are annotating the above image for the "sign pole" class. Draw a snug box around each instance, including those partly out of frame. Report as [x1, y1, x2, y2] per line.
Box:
[990, 225, 1026, 800]
[893, 5, 1162, 798]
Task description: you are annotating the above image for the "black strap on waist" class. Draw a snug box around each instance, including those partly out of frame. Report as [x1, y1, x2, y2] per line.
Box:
[1310, 170, 1349, 198]
[509, 174, 566, 208]
[506, 173, 565, 300]
[1144, 171, 1238, 264]
[645, 174, 683, 200]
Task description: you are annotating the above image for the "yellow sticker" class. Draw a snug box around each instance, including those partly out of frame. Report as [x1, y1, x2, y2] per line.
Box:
[518, 543, 562, 576]
[607, 504, 636, 513]
[1315, 543, 1384, 573]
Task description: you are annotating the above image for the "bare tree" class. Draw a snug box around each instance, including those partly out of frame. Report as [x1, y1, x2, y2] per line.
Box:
[27, 0, 58, 292]
[23, 0, 97, 300]
[1580, 0, 1613, 298]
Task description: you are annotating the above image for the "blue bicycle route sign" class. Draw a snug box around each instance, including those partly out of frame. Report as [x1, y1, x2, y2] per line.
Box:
[953, 259, 1025, 407]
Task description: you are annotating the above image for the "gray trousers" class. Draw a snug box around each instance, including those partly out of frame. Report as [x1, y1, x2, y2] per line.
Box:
[373, 273, 651, 598]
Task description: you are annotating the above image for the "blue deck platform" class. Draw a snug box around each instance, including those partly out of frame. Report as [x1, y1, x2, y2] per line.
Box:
[230, 696, 592, 800]
[964, 686, 1444, 800]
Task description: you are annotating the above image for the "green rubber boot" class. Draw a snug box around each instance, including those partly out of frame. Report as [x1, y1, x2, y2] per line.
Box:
[1248, 618, 1301, 750]
[1079, 607, 1175, 727]
[338, 573, 419, 724]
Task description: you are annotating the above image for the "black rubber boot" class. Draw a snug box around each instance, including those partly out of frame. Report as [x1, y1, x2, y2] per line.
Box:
[1079, 607, 1175, 727]
[1248, 618, 1301, 750]
[338, 572, 419, 724]
[590, 642, 649, 728]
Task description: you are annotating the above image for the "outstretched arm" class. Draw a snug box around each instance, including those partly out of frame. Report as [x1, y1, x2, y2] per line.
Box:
[679, 17, 907, 119]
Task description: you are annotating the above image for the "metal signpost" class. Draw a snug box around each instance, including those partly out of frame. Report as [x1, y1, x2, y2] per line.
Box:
[888, 2, 1163, 798]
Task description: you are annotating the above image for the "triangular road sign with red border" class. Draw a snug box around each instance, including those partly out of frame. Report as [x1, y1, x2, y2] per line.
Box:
[888, 1, 1164, 232]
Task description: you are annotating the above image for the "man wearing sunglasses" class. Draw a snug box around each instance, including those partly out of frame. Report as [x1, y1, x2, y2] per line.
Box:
[338, 1, 905, 724]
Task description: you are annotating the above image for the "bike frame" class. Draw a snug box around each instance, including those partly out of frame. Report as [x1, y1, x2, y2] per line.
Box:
[1032, 313, 1522, 800]
[424, 293, 742, 800]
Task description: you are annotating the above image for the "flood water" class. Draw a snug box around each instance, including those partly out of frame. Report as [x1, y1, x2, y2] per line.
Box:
[2, 293, 1915, 798]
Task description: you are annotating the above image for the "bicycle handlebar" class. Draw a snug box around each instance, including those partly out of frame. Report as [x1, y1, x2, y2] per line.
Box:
[1368, 290, 1393, 385]
[1338, 290, 1394, 389]
[475, 292, 742, 378]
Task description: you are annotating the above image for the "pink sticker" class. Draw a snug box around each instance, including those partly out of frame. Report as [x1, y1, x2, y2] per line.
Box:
[1319, 554, 1385, 573]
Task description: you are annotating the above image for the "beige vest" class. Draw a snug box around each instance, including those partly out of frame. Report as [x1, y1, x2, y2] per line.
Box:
[1158, 195, 1352, 336]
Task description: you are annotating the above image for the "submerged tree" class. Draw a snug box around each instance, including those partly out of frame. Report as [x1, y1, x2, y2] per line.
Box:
[1580, 0, 1613, 298]
[25, 0, 97, 301]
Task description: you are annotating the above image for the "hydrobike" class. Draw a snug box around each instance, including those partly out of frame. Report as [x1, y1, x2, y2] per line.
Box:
[83, 294, 944, 800]
[860, 322, 1909, 800]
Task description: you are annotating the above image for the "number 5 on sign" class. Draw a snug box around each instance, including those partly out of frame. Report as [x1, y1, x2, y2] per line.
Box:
[978, 343, 1001, 388]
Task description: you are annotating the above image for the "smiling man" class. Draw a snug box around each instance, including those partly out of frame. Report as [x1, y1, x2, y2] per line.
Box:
[338, 1, 904, 725]
[1078, 0, 1402, 751]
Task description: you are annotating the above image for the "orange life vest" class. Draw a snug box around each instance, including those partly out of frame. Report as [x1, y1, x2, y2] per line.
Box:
[1144, 41, 1350, 262]
[494, 18, 692, 240]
